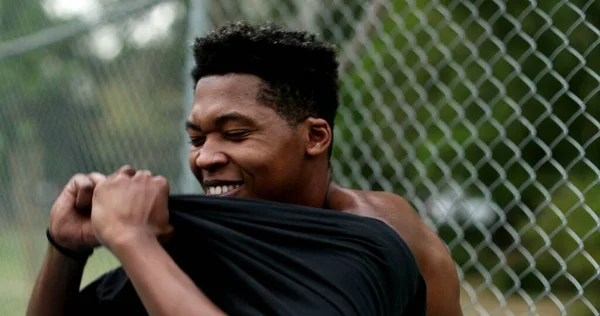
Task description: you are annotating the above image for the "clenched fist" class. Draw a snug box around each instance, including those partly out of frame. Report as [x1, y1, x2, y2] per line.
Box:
[90, 169, 174, 250]
[48, 172, 108, 254]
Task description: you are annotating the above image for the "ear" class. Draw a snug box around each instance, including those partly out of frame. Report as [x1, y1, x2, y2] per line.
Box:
[304, 117, 332, 157]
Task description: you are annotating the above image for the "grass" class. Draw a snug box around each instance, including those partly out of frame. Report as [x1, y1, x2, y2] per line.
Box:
[0, 227, 119, 316]
[0, 226, 595, 316]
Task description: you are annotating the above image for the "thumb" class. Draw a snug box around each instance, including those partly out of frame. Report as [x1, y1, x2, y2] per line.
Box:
[70, 174, 94, 210]
[74, 172, 107, 210]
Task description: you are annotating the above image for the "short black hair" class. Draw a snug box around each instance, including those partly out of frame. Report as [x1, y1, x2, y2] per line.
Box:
[191, 21, 340, 156]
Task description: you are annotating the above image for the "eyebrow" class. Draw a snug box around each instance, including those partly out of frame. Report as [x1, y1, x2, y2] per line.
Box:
[215, 112, 256, 127]
[185, 112, 256, 132]
[185, 121, 202, 131]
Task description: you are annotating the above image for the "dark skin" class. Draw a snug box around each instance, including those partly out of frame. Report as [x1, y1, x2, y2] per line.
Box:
[28, 72, 461, 315]
[27, 73, 331, 316]
[27, 167, 223, 316]
[187, 73, 462, 315]
[326, 182, 463, 316]
[185, 74, 332, 207]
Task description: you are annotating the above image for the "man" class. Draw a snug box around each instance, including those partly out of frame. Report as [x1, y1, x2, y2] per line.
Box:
[27, 21, 459, 315]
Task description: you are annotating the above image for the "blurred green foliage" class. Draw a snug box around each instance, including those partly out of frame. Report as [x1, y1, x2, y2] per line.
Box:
[322, 0, 600, 312]
[0, 0, 189, 217]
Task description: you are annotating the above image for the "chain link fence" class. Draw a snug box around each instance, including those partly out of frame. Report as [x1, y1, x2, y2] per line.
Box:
[1, 0, 599, 315]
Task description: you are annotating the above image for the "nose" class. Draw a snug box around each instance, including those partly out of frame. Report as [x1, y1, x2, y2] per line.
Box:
[194, 137, 228, 171]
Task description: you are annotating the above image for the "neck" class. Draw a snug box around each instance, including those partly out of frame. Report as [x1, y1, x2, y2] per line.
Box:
[283, 159, 330, 209]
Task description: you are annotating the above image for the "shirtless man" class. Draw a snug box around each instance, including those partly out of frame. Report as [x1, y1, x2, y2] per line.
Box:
[27, 21, 461, 315]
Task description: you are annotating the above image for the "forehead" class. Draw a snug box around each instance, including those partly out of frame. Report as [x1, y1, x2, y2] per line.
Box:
[189, 74, 276, 122]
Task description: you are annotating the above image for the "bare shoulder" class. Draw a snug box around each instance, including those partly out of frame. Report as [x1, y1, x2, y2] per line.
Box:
[327, 183, 453, 263]
[332, 188, 446, 255]
[345, 189, 464, 316]
[327, 183, 462, 314]
[362, 191, 420, 221]
[356, 191, 443, 251]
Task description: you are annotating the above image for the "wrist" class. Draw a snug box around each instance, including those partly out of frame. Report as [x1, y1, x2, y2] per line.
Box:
[46, 245, 89, 267]
[104, 229, 158, 255]
[46, 229, 93, 262]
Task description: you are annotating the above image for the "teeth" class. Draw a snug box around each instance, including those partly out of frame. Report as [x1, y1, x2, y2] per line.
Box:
[207, 184, 241, 196]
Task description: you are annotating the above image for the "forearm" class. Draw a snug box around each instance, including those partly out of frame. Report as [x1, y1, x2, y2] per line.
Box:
[109, 234, 225, 316]
[26, 246, 87, 316]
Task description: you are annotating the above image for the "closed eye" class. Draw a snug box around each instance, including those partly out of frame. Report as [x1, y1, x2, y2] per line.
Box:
[188, 136, 206, 147]
[223, 130, 251, 140]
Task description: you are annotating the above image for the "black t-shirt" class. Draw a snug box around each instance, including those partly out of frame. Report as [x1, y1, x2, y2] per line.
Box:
[77, 195, 427, 315]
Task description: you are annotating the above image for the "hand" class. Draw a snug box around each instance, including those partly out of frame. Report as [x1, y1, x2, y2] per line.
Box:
[48, 171, 110, 253]
[91, 169, 174, 250]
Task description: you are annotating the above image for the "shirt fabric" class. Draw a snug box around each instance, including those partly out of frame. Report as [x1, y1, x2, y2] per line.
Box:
[77, 195, 427, 316]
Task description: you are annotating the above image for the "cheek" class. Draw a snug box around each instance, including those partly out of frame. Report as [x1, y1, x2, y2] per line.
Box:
[239, 150, 277, 175]
[256, 139, 304, 179]
[229, 133, 305, 179]
[188, 148, 201, 177]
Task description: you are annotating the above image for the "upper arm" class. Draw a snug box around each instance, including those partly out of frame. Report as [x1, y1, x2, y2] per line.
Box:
[421, 246, 463, 316]
[375, 193, 463, 316]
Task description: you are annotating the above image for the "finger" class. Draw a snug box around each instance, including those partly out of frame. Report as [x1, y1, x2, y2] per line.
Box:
[152, 175, 170, 193]
[88, 172, 107, 186]
[72, 174, 95, 210]
[116, 165, 136, 177]
[63, 173, 87, 194]
[134, 170, 154, 178]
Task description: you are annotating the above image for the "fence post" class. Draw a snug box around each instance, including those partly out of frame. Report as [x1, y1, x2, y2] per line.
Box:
[179, 0, 211, 194]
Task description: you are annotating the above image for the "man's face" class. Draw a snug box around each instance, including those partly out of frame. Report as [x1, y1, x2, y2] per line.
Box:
[186, 74, 308, 203]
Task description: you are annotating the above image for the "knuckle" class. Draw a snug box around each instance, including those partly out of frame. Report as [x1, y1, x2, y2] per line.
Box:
[137, 170, 153, 177]
[72, 173, 86, 179]
[117, 165, 136, 175]
[72, 174, 93, 189]
[112, 174, 127, 183]
[70, 173, 87, 184]
[154, 176, 169, 187]
[154, 175, 167, 183]
[88, 172, 107, 184]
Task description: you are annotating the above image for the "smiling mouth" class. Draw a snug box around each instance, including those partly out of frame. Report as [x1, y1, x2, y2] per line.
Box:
[205, 183, 243, 196]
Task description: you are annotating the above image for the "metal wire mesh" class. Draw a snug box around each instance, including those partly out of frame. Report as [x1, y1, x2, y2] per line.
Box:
[1, 0, 599, 315]
[0, 0, 191, 313]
